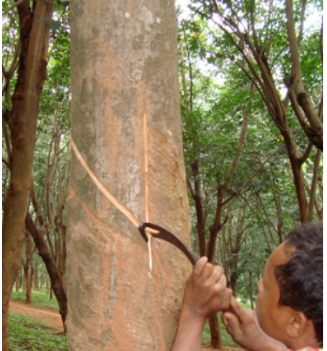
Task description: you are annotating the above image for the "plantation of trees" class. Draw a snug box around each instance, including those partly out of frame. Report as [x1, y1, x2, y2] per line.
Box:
[2, 0, 322, 350]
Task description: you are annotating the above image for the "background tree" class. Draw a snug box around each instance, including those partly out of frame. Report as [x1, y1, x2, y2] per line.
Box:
[2, 0, 70, 343]
[187, 0, 323, 222]
[177, 2, 322, 347]
[2, 1, 55, 348]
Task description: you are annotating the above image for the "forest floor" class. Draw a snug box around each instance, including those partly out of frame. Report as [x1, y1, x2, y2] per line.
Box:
[9, 299, 64, 333]
[9, 299, 244, 351]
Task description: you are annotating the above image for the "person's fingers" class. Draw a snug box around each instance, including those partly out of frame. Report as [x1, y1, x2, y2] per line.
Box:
[201, 262, 215, 282]
[203, 265, 223, 292]
[203, 273, 231, 313]
[210, 265, 223, 284]
[228, 297, 256, 324]
[215, 272, 227, 288]
[212, 282, 232, 311]
[220, 287, 232, 310]
[193, 256, 208, 278]
[221, 313, 231, 334]
[229, 296, 246, 319]
[222, 311, 241, 335]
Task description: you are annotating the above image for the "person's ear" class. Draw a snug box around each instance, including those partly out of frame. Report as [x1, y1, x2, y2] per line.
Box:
[285, 310, 308, 338]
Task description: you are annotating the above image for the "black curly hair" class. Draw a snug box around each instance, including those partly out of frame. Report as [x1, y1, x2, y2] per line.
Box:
[274, 222, 323, 345]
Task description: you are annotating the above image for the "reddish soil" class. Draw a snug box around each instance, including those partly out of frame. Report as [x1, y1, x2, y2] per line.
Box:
[9, 300, 64, 333]
[9, 300, 244, 350]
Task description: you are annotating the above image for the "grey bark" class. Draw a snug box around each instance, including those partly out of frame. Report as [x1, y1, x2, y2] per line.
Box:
[68, 1, 191, 350]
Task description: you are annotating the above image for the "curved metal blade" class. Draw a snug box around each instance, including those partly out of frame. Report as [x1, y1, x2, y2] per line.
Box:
[138, 222, 198, 266]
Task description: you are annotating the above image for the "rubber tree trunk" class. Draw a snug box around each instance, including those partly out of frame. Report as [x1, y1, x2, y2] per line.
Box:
[2, 2, 54, 349]
[68, 1, 191, 350]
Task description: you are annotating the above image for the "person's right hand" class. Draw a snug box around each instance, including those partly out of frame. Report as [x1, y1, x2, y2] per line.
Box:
[222, 297, 287, 351]
[182, 257, 232, 320]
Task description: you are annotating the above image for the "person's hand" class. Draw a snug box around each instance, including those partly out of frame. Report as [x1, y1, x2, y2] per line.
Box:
[182, 256, 232, 321]
[222, 297, 287, 351]
[171, 257, 232, 351]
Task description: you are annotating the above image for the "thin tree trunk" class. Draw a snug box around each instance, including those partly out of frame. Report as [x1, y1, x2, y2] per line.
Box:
[24, 230, 33, 303]
[285, 0, 323, 150]
[2, 2, 54, 349]
[308, 149, 322, 219]
[15, 276, 19, 292]
[248, 271, 254, 310]
[289, 156, 308, 222]
[23, 264, 32, 304]
[208, 314, 223, 350]
[25, 213, 67, 331]
[33, 269, 39, 291]
[189, 162, 207, 256]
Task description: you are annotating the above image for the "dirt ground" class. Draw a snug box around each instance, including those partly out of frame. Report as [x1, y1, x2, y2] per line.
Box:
[9, 300, 64, 333]
[9, 300, 244, 350]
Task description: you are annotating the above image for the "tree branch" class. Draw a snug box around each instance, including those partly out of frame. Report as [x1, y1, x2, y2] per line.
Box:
[222, 143, 286, 205]
[228, 112, 249, 179]
[2, 0, 28, 15]
[249, 2, 259, 49]
[297, 0, 307, 45]
[308, 149, 322, 220]
[240, 194, 274, 252]
[2, 117, 12, 167]
[298, 142, 313, 165]
[187, 175, 195, 199]
[179, 41, 190, 110]
[286, 81, 322, 151]
[319, 17, 323, 65]
[285, 0, 322, 144]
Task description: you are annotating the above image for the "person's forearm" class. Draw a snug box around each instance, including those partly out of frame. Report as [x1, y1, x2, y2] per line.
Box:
[235, 328, 288, 351]
[170, 308, 206, 351]
[256, 337, 287, 351]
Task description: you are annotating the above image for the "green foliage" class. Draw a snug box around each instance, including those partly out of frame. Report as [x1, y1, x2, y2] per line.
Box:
[9, 312, 68, 351]
[178, 0, 322, 308]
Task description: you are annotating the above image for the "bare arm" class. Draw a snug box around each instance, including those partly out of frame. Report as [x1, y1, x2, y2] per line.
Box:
[171, 257, 232, 351]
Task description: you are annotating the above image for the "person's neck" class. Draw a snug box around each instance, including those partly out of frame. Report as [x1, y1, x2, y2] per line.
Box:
[285, 333, 321, 350]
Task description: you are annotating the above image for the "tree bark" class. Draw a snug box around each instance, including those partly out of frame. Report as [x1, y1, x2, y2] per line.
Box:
[33, 268, 39, 291]
[285, 0, 323, 150]
[25, 213, 67, 331]
[190, 161, 207, 256]
[208, 314, 223, 350]
[23, 264, 32, 304]
[308, 149, 322, 220]
[2, 2, 54, 349]
[68, 1, 191, 350]
[24, 230, 33, 304]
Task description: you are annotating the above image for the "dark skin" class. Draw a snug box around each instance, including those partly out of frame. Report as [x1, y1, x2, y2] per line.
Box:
[171, 243, 321, 351]
[171, 257, 232, 351]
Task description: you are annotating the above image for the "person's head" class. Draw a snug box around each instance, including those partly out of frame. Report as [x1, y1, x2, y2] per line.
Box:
[256, 222, 323, 349]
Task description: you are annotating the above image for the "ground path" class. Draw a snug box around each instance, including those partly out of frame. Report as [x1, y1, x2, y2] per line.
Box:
[9, 300, 243, 350]
[9, 300, 64, 332]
